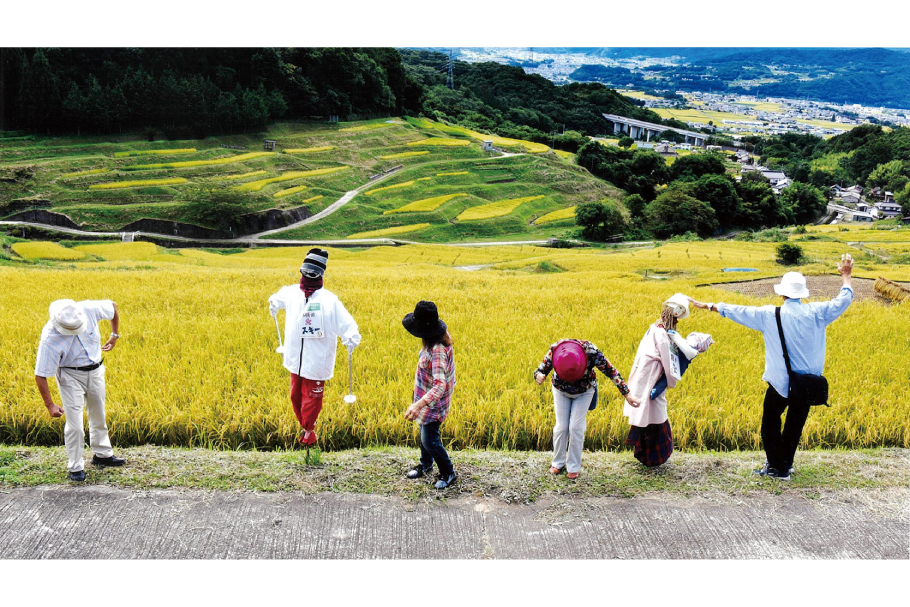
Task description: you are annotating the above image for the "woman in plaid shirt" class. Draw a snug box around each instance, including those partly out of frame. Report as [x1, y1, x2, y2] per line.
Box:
[535, 339, 639, 479]
[402, 301, 457, 489]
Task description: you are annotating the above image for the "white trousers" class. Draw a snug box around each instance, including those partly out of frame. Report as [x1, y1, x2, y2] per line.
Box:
[551, 387, 594, 473]
[56, 366, 113, 472]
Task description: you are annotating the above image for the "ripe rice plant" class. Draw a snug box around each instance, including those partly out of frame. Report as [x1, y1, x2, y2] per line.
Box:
[220, 170, 267, 181]
[339, 123, 397, 132]
[61, 168, 109, 178]
[364, 180, 417, 197]
[534, 206, 576, 225]
[73, 241, 161, 260]
[274, 185, 308, 198]
[284, 146, 335, 153]
[114, 148, 196, 158]
[123, 151, 273, 171]
[378, 151, 430, 160]
[236, 166, 350, 192]
[405, 117, 549, 153]
[383, 193, 467, 215]
[457, 195, 544, 221]
[874, 277, 910, 303]
[11, 242, 86, 261]
[406, 138, 471, 147]
[437, 171, 469, 177]
[89, 178, 187, 190]
[302, 195, 323, 204]
[346, 223, 431, 239]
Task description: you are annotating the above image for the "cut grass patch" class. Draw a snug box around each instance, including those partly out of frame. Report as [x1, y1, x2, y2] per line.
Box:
[378, 151, 430, 160]
[457, 195, 545, 221]
[534, 206, 576, 225]
[113, 148, 196, 158]
[89, 177, 187, 190]
[236, 166, 350, 192]
[384, 193, 467, 215]
[11, 241, 86, 261]
[347, 223, 432, 239]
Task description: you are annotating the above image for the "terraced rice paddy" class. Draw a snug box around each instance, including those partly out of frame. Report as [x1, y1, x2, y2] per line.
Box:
[457, 195, 545, 221]
[383, 193, 467, 215]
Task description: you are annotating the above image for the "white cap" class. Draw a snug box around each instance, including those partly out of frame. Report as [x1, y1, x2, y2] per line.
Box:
[49, 299, 87, 335]
[773, 272, 810, 299]
[662, 293, 690, 320]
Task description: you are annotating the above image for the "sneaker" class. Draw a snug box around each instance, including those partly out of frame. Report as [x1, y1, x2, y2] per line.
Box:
[761, 461, 794, 475]
[92, 455, 125, 467]
[434, 472, 457, 489]
[69, 470, 86, 482]
[752, 463, 770, 476]
[407, 465, 432, 479]
[766, 467, 791, 480]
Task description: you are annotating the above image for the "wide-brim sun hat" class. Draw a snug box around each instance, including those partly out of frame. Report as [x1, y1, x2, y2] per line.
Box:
[402, 300, 447, 339]
[774, 271, 810, 299]
[553, 340, 587, 382]
[49, 299, 87, 335]
[662, 293, 690, 320]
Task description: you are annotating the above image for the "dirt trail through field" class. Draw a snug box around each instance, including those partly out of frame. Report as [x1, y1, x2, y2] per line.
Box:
[1, 485, 905, 559]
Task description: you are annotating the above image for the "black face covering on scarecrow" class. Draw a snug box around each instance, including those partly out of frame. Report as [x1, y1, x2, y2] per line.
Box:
[299, 248, 327, 298]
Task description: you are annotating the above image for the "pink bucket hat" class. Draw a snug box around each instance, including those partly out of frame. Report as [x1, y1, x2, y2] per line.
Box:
[553, 340, 587, 382]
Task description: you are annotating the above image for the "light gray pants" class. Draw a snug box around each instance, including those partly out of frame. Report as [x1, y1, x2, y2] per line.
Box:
[551, 387, 594, 473]
[56, 366, 113, 472]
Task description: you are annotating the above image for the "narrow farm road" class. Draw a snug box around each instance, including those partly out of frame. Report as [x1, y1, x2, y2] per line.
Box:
[0, 485, 905, 559]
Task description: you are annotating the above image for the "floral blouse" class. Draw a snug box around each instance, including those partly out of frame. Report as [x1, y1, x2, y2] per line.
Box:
[535, 339, 630, 396]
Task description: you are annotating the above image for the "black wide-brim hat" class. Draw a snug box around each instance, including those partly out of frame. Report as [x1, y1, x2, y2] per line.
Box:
[402, 300, 447, 339]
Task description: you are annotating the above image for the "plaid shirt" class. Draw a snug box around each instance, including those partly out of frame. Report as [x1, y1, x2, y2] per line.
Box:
[535, 339, 630, 396]
[413, 344, 455, 425]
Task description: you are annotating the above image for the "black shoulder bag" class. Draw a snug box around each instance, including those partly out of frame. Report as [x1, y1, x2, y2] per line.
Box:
[775, 307, 830, 406]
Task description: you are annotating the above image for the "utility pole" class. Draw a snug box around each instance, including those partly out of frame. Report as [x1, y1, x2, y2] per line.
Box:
[446, 50, 454, 90]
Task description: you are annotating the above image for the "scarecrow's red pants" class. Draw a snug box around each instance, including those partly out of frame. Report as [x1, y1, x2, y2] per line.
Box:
[290, 374, 324, 444]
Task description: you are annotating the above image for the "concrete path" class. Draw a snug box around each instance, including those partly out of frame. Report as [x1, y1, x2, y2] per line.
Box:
[1, 486, 905, 559]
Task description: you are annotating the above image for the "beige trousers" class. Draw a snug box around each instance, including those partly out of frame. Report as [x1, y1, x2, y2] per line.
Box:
[56, 366, 113, 472]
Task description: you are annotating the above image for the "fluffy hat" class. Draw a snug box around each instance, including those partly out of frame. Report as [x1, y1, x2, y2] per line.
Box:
[300, 248, 329, 277]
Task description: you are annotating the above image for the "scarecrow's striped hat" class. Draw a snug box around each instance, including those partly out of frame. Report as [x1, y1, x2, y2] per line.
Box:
[300, 248, 329, 277]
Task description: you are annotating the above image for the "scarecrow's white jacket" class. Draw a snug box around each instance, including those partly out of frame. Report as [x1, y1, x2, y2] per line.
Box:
[269, 286, 361, 380]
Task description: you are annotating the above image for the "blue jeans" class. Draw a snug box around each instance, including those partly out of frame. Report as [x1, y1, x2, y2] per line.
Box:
[420, 421, 454, 477]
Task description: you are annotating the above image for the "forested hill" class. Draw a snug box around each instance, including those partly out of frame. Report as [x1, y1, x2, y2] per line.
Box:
[1, 48, 682, 146]
[400, 49, 677, 148]
[0, 48, 424, 136]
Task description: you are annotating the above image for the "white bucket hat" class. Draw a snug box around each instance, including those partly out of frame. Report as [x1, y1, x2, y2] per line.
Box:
[663, 293, 690, 320]
[774, 272, 810, 299]
[49, 299, 87, 335]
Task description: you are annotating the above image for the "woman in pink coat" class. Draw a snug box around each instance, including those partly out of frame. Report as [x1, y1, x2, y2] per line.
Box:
[624, 293, 692, 467]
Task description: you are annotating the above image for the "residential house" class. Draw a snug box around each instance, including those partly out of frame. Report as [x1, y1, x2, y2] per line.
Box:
[761, 171, 788, 186]
[850, 211, 874, 222]
[873, 200, 903, 219]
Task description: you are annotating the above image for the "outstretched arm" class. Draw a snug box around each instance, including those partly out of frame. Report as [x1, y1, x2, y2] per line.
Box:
[688, 296, 766, 331]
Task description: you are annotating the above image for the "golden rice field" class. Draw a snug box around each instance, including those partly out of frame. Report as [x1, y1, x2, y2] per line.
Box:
[364, 180, 417, 197]
[405, 117, 550, 153]
[235, 166, 350, 192]
[113, 148, 196, 158]
[457, 195, 545, 221]
[534, 206, 576, 225]
[273, 185, 308, 198]
[11, 241, 86, 261]
[383, 193, 467, 215]
[406, 138, 471, 147]
[284, 146, 335, 153]
[1, 239, 907, 452]
[378, 151, 430, 160]
[339, 123, 397, 132]
[437, 171, 469, 177]
[123, 151, 274, 171]
[346, 223, 431, 239]
[89, 178, 187, 190]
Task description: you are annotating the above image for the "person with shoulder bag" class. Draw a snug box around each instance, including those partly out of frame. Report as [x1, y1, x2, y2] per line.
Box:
[688, 254, 854, 480]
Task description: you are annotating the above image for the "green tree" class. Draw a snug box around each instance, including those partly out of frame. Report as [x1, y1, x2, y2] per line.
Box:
[691, 173, 741, 228]
[624, 193, 647, 219]
[618, 136, 634, 148]
[776, 243, 804, 266]
[779, 182, 827, 225]
[575, 200, 626, 241]
[895, 182, 910, 216]
[183, 186, 249, 231]
[643, 186, 719, 238]
[668, 152, 727, 182]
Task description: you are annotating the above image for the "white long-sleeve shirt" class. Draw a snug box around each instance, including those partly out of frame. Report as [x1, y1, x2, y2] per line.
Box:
[268, 286, 361, 380]
[35, 300, 115, 378]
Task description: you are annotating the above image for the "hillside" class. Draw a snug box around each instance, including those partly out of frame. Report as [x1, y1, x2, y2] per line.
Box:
[0, 117, 622, 242]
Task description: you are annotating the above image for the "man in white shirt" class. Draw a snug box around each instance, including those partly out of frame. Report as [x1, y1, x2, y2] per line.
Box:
[269, 249, 361, 447]
[35, 299, 125, 482]
[689, 254, 854, 480]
